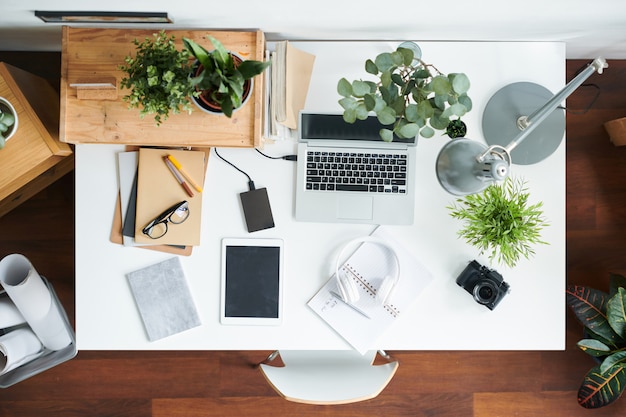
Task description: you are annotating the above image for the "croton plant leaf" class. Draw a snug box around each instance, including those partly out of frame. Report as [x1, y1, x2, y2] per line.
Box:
[566, 285, 624, 345]
[578, 364, 626, 408]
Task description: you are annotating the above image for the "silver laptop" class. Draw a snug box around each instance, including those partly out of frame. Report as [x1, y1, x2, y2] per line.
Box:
[295, 112, 417, 224]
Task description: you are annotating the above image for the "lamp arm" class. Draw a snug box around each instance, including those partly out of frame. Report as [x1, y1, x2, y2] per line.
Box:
[503, 57, 608, 154]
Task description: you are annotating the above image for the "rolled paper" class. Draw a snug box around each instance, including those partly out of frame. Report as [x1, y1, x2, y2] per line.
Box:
[0, 254, 72, 351]
[0, 327, 43, 375]
[0, 294, 26, 329]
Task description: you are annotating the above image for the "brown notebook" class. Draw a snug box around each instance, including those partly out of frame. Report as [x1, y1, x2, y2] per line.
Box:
[134, 148, 205, 246]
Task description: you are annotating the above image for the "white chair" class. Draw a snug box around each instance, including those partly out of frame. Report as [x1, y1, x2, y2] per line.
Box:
[258, 350, 399, 405]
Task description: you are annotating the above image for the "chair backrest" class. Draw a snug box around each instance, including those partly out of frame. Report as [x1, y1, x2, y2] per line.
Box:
[258, 350, 398, 405]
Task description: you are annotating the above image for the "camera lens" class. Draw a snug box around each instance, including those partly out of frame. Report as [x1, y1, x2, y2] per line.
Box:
[473, 281, 498, 305]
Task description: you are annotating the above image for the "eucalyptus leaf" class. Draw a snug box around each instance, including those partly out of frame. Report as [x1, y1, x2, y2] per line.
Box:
[365, 59, 379, 75]
[376, 107, 397, 125]
[430, 75, 452, 95]
[375, 52, 394, 72]
[398, 123, 419, 139]
[339, 97, 357, 110]
[337, 78, 353, 97]
[380, 128, 394, 142]
[420, 126, 435, 138]
[450, 73, 471, 94]
[343, 108, 357, 123]
[396, 47, 414, 66]
[405, 104, 419, 122]
[355, 103, 369, 120]
[458, 94, 473, 112]
[363, 94, 377, 111]
[351, 80, 372, 97]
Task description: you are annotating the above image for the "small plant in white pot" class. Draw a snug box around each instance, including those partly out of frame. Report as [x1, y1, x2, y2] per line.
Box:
[0, 97, 18, 149]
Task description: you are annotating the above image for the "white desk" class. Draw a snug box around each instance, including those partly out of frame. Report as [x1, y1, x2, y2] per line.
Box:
[75, 41, 566, 351]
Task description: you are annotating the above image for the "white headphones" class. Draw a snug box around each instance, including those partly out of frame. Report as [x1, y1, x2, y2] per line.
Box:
[334, 236, 400, 305]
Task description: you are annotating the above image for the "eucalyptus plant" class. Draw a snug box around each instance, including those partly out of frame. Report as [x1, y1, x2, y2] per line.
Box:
[337, 41, 472, 141]
[567, 273, 626, 408]
[447, 177, 549, 268]
[119, 30, 198, 126]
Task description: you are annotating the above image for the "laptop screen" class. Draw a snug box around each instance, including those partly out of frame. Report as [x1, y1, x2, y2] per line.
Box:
[299, 113, 416, 144]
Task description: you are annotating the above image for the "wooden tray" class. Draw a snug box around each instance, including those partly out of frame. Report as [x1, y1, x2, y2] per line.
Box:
[60, 27, 265, 148]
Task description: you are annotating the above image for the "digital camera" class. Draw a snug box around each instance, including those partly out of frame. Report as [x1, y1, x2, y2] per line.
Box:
[456, 260, 510, 310]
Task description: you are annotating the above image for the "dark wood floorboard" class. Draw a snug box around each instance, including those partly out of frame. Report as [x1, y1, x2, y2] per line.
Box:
[1, 54, 626, 416]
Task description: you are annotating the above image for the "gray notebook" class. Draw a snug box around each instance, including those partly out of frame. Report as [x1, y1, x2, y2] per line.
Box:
[127, 257, 201, 341]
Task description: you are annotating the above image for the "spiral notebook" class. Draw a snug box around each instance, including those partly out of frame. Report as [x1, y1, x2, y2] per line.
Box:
[307, 226, 433, 353]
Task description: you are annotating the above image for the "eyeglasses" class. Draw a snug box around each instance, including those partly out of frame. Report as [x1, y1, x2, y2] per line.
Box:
[142, 200, 190, 239]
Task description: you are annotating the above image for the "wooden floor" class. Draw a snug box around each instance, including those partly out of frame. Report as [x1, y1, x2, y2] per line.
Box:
[1, 55, 626, 416]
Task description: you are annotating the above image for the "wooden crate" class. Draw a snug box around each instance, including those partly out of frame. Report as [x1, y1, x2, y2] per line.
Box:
[60, 27, 266, 147]
[0, 63, 73, 218]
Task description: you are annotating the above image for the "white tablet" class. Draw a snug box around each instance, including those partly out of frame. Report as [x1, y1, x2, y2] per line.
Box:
[220, 238, 284, 325]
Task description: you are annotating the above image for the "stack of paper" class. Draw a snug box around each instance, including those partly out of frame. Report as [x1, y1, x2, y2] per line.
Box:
[267, 41, 316, 138]
[308, 226, 434, 354]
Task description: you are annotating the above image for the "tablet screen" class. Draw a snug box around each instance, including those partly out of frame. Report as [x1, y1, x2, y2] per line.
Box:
[221, 238, 283, 325]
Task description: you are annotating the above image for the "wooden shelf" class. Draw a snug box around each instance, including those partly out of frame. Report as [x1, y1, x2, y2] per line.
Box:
[0, 63, 73, 218]
[60, 27, 266, 148]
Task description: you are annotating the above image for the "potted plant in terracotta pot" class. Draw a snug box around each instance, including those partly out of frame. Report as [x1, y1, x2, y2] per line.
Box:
[119, 30, 198, 126]
[0, 97, 18, 149]
[183, 35, 270, 117]
[337, 41, 472, 142]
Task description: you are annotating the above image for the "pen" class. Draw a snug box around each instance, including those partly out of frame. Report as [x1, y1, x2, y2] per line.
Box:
[329, 290, 371, 319]
[167, 154, 203, 193]
[164, 157, 194, 198]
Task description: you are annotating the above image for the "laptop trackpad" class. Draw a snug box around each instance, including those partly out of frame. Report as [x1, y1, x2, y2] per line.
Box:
[336, 195, 374, 220]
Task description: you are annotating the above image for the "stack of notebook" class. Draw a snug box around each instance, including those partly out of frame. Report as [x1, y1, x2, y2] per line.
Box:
[111, 147, 208, 256]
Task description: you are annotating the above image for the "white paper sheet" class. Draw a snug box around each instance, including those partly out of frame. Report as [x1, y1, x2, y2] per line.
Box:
[0, 327, 43, 375]
[0, 254, 72, 351]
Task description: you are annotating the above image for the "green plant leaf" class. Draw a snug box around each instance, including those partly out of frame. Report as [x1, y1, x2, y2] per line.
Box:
[0, 123, 7, 133]
[352, 80, 372, 97]
[237, 60, 270, 80]
[337, 78, 353, 97]
[0, 112, 15, 126]
[578, 364, 626, 408]
[429, 111, 450, 130]
[458, 94, 473, 112]
[363, 94, 377, 111]
[430, 75, 452, 95]
[577, 338, 612, 357]
[0, 135, 4, 149]
[420, 126, 435, 138]
[567, 285, 625, 345]
[380, 70, 392, 89]
[398, 123, 419, 139]
[365, 59, 378, 75]
[343, 108, 357, 124]
[338, 97, 357, 110]
[450, 73, 470, 94]
[183, 38, 211, 69]
[396, 47, 414, 66]
[374, 52, 395, 72]
[404, 104, 419, 122]
[355, 103, 369, 120]
[379, 128, 394, 142]
[416, 100, 434, 120]
[601, 351, 626, 374]
[376, 107, 396, 125]
[608, 288, 626, 338]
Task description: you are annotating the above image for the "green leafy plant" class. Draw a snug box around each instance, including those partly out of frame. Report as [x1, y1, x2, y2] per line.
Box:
[183, 35, 270, 118]
[119, 30, 198, 126]
[0, 108, 16, 149]
[337, 41, 472, 142]
[447, 177, 549, 268]
[566, 273, 626, 408]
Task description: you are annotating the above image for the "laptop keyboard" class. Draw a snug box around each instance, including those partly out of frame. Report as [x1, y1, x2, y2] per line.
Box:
[305, 150, 408, 193]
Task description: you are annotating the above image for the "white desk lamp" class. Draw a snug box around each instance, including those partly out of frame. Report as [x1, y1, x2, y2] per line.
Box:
[436, 57, 608, 196]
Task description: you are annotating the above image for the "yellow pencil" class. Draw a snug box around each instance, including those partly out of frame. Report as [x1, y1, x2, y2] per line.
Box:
[166, 154, 203, 193]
